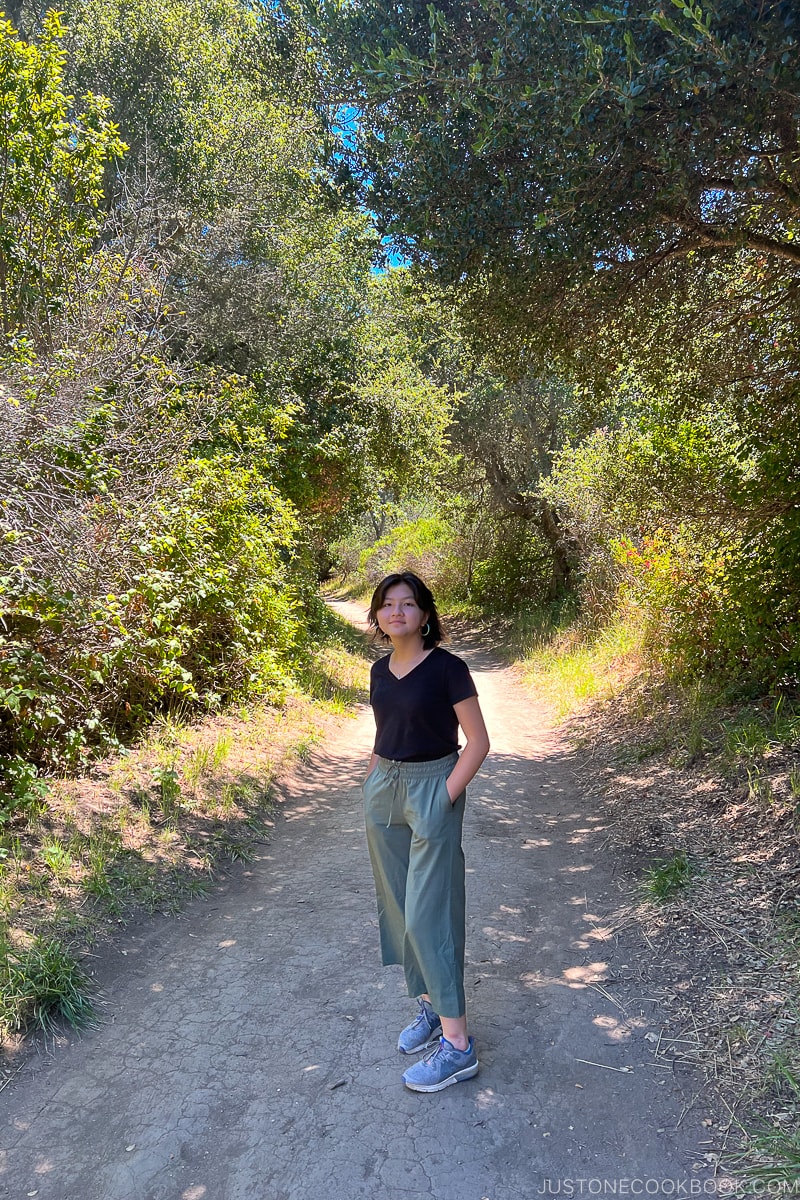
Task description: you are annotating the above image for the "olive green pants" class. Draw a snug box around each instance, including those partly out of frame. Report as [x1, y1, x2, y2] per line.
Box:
[362, 753, 466, 1019]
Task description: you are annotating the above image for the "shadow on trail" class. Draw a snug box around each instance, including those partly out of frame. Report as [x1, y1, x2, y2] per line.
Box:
[467, 749, 636, 1054]
[0, 610, 715, 1200]
[280, 725, 638, 1055]
[444, 626, 512, 673]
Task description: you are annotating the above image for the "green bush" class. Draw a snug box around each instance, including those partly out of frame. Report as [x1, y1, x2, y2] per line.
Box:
[0, 8, 383, 823]
[341, 509, 560, 616]
[358, 516, 470, 602]
[544, 416, 800, 688]
[1, 355, 306, 793]
[0, 454, 300, 773]
[470, 521, 554, 613]
[607, 518, 800, 687]
[0, 758, 48, 826]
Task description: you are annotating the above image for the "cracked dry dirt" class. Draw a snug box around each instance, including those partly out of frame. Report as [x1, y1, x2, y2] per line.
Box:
[0, 602, 720, 1200]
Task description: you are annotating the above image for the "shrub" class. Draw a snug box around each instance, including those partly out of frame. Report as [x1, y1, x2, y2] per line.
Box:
[0, 351, 303, 789]
[470, 521, 555, 613]
[611, 524, 800, 686]
[358, 516, 470, 602]
[0, 758, 49, 826]
[543, 416, 800, 688]
[0, 448, 300, 772]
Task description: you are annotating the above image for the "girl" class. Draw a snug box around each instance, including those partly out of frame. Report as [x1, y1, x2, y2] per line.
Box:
[362, 571, 490, 1092]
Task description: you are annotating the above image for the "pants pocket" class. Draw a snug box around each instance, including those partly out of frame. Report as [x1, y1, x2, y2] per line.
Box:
[447, 779, 466, 807]
[439, 773, 459, 809]
[361, 767, 380, 802]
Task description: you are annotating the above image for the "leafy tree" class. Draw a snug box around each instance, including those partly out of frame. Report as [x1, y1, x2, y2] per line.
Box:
[314, 0, 800, 683]
[0, 9, 312, 784]
[57, 0, 382, 566]
[0, 10, 125, 340]
[319, 0, 800, 362]
[447, 367, 591, 594]
[351, 271, 455, 533]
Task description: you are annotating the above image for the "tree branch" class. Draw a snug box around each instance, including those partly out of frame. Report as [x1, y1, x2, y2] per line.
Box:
[700, 225, 800, 266]
[654, 214, 800, 268]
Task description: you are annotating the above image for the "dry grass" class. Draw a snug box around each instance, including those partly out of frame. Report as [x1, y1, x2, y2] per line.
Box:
[560, 668, 800, 1181]
[0, 634, 370, 1043]
[516, 614, 645, 719]
[509, 606, 800, 1177]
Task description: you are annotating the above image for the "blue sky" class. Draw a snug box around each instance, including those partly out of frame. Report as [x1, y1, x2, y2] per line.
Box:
[333, 104, 411, 270]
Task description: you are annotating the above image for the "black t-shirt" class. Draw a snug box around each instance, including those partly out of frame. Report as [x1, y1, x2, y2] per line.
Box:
[369, 647, 478, 762]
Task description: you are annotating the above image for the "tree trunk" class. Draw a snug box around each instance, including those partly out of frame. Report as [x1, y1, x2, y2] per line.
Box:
[536, 500, 572, 599]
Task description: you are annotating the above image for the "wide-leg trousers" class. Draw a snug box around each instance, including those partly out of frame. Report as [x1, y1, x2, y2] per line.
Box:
[362, 752, 466, 1018]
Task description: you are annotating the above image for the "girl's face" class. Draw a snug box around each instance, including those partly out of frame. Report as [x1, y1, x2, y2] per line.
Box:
[375, 582, 429, 641]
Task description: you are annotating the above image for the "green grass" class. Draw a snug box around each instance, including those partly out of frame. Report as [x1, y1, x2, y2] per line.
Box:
[218, 780, 258, 816]
[151, 763, 181, 823]
[216, 833, 257, 864]
[183, 732, 234, 788]
[737, 1129, 800, 1188]
[766, 1050, 800, 1100]
[511, 602, 800, 781]
[721, 716, 770, 764]
[505, 601, 800, 1183]
[642, 851, 695, 901]
[41, 839, 74, 882]
[296, 646, 370, 711]
[184, 742, 213, 785]
[747, 769, 776, 806]
[0, 936, 95, 1037]
[720, 697, 800, 772]
[292, 731, 322, 763]
[210, 732, 233, 769]
[517, 615, 642, 718]
[730, 1054, 800, 1192]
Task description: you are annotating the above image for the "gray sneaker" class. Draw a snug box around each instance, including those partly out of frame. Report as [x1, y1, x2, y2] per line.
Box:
[402, 1036, 479, 1092]
[397, 998, 442, 1054]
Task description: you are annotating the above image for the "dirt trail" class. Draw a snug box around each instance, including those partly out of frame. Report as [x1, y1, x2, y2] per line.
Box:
[0, 602, 717, 1200]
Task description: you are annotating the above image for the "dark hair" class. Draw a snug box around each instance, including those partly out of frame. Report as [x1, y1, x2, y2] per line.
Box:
[367, 572, 444, 649]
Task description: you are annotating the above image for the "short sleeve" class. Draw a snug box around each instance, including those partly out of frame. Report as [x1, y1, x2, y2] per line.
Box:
[369, 659, 380, 705]
[445, 653, 478, 706]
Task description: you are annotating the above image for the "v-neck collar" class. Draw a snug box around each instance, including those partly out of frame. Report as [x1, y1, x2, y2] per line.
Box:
[387, 646, 437, 681]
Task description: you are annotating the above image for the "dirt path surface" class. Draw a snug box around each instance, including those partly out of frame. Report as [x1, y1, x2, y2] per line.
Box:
[0, 602, 718, 1200]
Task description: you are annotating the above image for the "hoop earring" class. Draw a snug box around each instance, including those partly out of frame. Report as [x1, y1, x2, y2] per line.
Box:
[420, 622, 431, 637]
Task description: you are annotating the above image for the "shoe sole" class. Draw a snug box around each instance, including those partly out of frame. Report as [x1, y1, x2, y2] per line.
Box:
[403, 1061, 479, 1093]
[397, 1026, 442, 1055]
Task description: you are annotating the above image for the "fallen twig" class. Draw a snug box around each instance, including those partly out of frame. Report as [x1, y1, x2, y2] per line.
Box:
[588, 981, 628, 1013]
[0, 1062, 27, 1094]
[574, 1058, 633, 1073]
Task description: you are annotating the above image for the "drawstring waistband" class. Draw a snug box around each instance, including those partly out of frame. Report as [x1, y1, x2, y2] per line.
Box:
[374, 753, 459, 778]
[374, 753, 459, 826]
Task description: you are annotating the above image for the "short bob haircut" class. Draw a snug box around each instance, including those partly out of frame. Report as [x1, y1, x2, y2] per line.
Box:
[368, 572, 444, 650]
